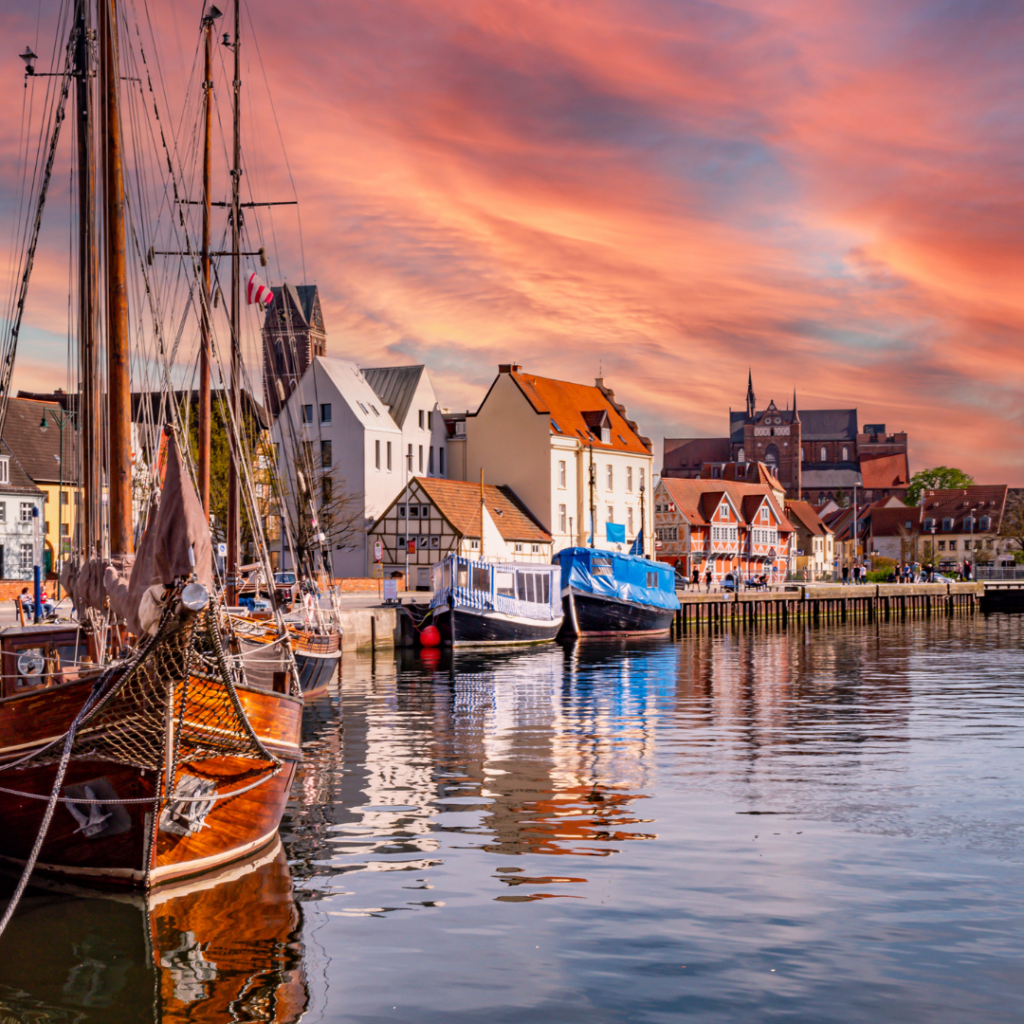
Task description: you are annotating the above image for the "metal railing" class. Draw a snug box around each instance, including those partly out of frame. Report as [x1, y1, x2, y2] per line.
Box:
[977, 566, 1024, 580]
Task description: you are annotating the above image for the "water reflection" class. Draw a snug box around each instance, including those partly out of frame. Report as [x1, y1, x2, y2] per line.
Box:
[8, 615, 1024, 1023]
[0, 840, 306, 1023]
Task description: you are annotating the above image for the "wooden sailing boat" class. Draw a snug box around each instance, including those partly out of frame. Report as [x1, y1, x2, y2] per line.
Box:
[0, 0, 301, 893]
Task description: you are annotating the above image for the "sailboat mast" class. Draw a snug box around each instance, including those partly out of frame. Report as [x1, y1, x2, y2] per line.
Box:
[100, 0, 132, 559]
[74, 0, 100, 557]
[198, 9, 215, 514]
[226, 0, 241, 604]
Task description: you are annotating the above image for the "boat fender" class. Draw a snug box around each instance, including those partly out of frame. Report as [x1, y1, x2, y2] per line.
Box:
[139, 583, 173, 635]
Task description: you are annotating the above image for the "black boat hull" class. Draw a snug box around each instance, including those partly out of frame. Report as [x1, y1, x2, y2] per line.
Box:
[434, 606, 562, 647]
[562, 589, 675, 637]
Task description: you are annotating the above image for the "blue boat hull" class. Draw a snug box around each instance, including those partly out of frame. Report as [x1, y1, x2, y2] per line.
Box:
[562, 589, 675, 637]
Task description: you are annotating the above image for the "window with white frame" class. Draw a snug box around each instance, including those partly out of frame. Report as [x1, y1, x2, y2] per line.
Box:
[302, 404, 313, 423]
[0, 458, 8, 484]
[19, 543, 32, 572]
[558, 460, 566, 488]
[639, 468, 645, 491]
[626, 467, 633, 492]
[558, 504, 566, 532]
[20, 502, 33, 523]
[607, 505, 614, 523]
[0, 502, 5, 522]
[606, 465, 613, 490]
[320, 403, 332, 424]
[627, 507, 634, 533]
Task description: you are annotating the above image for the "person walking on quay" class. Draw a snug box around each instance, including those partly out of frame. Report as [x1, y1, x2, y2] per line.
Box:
[692, 567, 700, 590]
[964, 560, 973, 581]
[842, 564, 850, 584]
[705, 567, 713, 593]
[859, 563, 867, 584]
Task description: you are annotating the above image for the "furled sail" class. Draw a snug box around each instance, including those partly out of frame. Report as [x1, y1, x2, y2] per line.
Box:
[101, 429, 213, 635]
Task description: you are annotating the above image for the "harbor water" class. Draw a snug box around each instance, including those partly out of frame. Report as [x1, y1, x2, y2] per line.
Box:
[4, 613, 1024, 1022]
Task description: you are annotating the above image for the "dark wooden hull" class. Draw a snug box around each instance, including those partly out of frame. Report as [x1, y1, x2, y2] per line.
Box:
[562, 589, 675, 637]
[434, 606, 562, 647]
[0, 674, 302, 890]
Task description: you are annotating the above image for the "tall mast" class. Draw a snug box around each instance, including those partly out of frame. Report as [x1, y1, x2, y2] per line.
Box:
[198, 9, 215, 514]
[226, 0, 241, 604]
[100, 0, 132, 559]
[74, 0, 100, 556]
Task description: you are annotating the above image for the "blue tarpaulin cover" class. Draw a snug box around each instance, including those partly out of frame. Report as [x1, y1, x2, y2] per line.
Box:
[606, 522, 626, 544]
[554, 547, 680, 611]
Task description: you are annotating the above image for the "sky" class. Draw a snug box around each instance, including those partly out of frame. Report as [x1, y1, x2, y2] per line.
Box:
[1, 0, 1022, 483]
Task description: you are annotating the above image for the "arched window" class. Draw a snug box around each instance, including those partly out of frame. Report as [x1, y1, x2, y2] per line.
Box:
[765, 443, 780, 467]
[841, 446, 849, 461]
[737, 448, 745, 463]
[800, 448, 805, 461]
[820, 446, 827, 462]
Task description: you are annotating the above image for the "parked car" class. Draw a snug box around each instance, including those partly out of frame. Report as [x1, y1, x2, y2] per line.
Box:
[932, 573, 955, 583]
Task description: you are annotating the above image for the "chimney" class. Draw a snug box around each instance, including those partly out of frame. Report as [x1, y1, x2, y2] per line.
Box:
[498, 363, 521, 374]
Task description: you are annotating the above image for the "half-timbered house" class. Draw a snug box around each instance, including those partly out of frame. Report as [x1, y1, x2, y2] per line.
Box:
[369, 477, 552, 590]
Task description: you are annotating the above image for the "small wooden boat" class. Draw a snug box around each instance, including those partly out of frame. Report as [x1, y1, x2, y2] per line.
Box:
[232, 612, 341, 697]
[429, 553, 562, 646]
[554, 547, 679, 637]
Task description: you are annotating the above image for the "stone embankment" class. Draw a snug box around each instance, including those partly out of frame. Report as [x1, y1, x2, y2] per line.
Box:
[672, 581, 984, 634]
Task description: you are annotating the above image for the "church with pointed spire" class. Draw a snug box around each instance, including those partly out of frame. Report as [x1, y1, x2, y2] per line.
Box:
[663, 371, 910, 504]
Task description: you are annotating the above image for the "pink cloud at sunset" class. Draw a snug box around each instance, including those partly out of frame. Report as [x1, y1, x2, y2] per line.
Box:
[0, 0, 1021, 481]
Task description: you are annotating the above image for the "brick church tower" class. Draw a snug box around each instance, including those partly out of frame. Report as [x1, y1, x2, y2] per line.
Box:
[262, 283, 326, 421]
[736, 388, 802, 496]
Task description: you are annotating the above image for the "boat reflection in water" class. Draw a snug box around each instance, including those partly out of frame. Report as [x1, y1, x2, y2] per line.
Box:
[0, 838, 306, 1023]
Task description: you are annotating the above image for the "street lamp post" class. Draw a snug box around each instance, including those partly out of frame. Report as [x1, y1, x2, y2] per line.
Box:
[638, 482, 646, 557]
[39, 407, 75, 601]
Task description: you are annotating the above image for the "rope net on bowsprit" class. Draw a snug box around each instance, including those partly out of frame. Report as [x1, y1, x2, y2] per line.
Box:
[25, 609, 281, 788]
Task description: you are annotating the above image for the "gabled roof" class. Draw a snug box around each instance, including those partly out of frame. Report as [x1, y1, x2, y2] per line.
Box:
[859, 452, 909, 489]
[699, 490, 728, 521]
[310, 358, 401, 432]
[869, 506, 921, 537]
[1, 396, 80, 485]
[362, 365, 425, 429]
[742, 493, 771, 524]
[785, 499, 832, 536]
[918, 485, 1008, 529]
[663, 437, 732, 471]
[658, 476, 793, 532]
[488, 369, 650, 454]
[266, 284, 322, 330]
[410, 477, 551, 542]
[0, 439, 44, 495]
[799, 409, 858, 441]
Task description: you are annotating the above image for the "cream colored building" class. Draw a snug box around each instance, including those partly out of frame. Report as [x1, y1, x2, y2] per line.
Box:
[447, 365, 654, 554]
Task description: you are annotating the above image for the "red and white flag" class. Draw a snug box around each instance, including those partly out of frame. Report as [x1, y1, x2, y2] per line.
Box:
[247, 271, 274, 308]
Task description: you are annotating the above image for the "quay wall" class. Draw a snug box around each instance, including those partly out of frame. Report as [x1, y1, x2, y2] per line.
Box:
[336, 607, 401, 652]
[671, 581, 985, 635]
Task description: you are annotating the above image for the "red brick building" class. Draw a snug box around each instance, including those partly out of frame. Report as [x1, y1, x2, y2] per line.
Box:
[262, 284, 327, 422]
[663, 372, 910, 504]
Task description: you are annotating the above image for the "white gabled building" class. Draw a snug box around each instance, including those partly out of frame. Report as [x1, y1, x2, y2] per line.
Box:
[271, 357, 447, 578]
[446, 364, 654, 554]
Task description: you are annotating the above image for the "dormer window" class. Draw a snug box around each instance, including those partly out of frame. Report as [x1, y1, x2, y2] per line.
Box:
[0, 457, 7, 484]
[923, 518, 935, 531]
[942, 517, 954, 531]
[963, 516, 975, 531]
[551, 418, 562, 433]
[980, 516, 991, 530]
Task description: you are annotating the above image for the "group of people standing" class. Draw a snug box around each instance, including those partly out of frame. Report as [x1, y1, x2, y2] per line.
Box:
[840, 563, 870, 584]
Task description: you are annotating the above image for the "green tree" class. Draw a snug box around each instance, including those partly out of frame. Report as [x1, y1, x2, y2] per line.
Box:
[906, 466, 974, 506]
[999, 489, 1024, 562]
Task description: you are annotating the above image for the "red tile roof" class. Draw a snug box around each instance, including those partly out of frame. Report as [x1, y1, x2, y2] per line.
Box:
[869, 506, 921, 537]
[859, 452, 909, 490]
[413, 477, 551, 542]
[785, 500, 832, 537]
[659, 477, 793, 532]
[919, 485, 1007, 530]
[504, 370, 651, 454]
